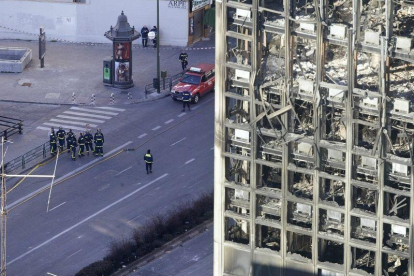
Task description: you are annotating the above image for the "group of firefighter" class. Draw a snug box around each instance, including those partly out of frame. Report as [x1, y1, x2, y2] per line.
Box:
[49, 127, 104, 161]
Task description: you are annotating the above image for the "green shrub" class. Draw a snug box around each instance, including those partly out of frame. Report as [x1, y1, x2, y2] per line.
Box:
[152, 239, 165, 249]
[105, 238, 136, 265]
[75, 260, 114, 276]
[76, 192, 213, 275]
[162, 233, 174, 242]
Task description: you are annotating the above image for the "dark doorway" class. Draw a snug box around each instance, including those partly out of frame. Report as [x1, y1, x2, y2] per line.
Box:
[193, 9, 203, 41]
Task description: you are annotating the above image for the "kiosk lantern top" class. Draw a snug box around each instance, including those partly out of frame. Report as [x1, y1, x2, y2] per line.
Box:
[104, 11, 140, 42]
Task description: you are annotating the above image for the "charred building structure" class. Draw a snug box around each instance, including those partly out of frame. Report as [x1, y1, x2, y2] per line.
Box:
[214, 0, 414, 275]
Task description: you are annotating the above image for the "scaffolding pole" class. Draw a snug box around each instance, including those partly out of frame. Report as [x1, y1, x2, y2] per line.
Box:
[0, 137, 59, 275]
[1, 137, 7, 276]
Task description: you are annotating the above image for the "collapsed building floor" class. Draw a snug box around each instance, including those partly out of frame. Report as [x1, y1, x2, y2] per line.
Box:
[216, 0, 414, 275]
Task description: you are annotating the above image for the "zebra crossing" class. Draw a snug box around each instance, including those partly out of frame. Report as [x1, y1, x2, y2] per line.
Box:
[36, 106, 125, 132]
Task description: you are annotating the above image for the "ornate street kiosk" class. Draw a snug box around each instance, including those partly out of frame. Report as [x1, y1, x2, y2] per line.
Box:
[104, 11, 140, 89]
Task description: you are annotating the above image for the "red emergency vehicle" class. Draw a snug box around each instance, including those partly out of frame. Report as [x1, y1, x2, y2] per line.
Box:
[170, 63, 215, 104]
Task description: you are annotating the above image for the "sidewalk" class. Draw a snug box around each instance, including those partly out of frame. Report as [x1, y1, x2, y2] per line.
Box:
[0, 36, 215, 105]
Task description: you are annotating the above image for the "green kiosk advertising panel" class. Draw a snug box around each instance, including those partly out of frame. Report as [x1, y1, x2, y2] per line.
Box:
[103, 58, 113, 85]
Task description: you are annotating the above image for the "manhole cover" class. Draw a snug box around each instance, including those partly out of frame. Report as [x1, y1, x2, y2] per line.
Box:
[17, 79, 32, 87]
[45, 93, 60, 99]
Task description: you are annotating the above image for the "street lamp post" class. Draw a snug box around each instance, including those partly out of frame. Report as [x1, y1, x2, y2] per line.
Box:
[149, 1, 161, 93]
[156, 0, 160, 93]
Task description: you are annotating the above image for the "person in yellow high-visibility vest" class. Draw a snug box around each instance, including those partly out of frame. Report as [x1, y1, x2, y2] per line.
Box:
[179, 51, 188, 71]
[78, 133, 86, 158]
[56, 127, 66, 152]
[182, 90, 191, 112]
[144, 149, 153, 174]
[49, 128, 57, 155]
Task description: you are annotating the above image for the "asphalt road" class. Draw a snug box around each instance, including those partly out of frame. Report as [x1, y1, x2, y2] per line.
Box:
[2, 93, 214, 275]
[130, 226, 213, 276]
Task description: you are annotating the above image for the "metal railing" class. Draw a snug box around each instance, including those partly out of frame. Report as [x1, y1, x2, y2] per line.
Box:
[0, 116, 23, 140]
[144, 71, 185, 97]
[4, 141, 50, 174]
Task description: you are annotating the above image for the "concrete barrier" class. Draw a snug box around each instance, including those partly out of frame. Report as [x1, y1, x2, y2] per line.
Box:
[0, 47, 32, 73]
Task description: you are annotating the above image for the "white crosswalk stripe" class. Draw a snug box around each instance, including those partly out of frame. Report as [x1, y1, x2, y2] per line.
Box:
[95, 106, 125, 112]
[43, 123, 86, 131]
[36, 126, 52, 131]
[50, 119, 98, 128]
[70, 107, 119, 116]
[36, 106, 125, 132]
[56, 115, 105, 123]
[63, 111, 112, 119]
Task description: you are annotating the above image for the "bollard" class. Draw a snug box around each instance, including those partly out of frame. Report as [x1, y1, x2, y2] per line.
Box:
[22, 155, 25, 170]
[18, 122, 22, 134]
[91, 94, 96, 105]
[43, 144, 46, 158]
[128, 92, 132, 100]
[3, 130, 7, 141]
[110, 93, 115, 104]
[72, 92, 76, 104]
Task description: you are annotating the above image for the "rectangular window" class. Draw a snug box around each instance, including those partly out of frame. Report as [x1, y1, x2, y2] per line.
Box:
[319, 208, 344, 237]
[256, 225, 280, 252]
[287, 231, 312, 260]
[225, 217, 250, 245]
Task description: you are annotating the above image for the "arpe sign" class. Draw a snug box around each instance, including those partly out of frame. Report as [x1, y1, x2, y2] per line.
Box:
[168, 0, 187, 9]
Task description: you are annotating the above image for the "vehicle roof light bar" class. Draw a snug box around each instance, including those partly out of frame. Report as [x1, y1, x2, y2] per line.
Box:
[189, 67, 202, 72]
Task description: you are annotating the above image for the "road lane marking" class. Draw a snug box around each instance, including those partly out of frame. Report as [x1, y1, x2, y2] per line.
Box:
[56, 115, 105, 123]
[210, 147, 214, 150]
[7, 141, 133, 210]
[178, 113, 186, 117]
[165, 119, 174, 124]
[64, 111, 111, 120]
[152, 126, 161, 131]
[115, 166, 133, 176]
[48, 202, 66, 212]
[7, 173, 168, 266]
[36, 126, 53, 131]
[138, 133, 148, 139]
[70, 107, 118, 116]
[50, 119, 98, 128]
[171, 137, 186, 146]
[43, 123, 85, 131]
[95, 106, 125, 112]
[65, 249, 83, 260]
[194, 97, 214, 109]
[185, 158, 195, 165]
[187, 179, 203, 189]
[127, 214, 143, 224]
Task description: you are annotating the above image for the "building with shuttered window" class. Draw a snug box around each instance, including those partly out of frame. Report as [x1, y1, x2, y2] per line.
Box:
[0, 0, 213, 46]
[214, 0, 414, 275]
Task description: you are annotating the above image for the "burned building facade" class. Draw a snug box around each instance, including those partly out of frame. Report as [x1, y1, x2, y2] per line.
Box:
[214, 0, 414, 275]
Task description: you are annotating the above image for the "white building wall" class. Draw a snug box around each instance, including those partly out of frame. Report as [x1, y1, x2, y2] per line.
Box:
[0, 0, 189, 46]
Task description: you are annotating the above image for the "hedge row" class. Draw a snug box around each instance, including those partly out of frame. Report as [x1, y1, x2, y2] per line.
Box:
[76, 192, 214, 276]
